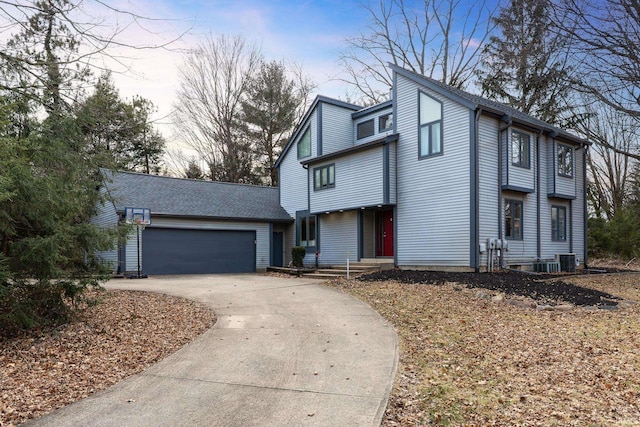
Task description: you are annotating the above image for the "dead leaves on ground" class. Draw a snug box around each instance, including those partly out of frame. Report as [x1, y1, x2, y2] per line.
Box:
[0, 290, 215, 426]
[330, 274, 640, 426]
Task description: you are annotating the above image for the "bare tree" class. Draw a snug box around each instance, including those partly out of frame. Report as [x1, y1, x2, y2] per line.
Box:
[477, 0, 578, 126]
[556, 0, 640, 118]
[173, 34, 261, 184]
[0, 0, 188, 113]
[573, 103, 640, 219]
[339, 0, 496, 103]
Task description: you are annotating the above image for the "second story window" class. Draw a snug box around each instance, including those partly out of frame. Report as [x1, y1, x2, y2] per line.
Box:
[357, 119, 375, 139]
[419, 92, 442, 157]
[314, 164, 335, 190]
[379, 113, 393, 131]
[297, 127, 311, 159]
[557, 144, 573, 177]
[511, 130, 530, 168]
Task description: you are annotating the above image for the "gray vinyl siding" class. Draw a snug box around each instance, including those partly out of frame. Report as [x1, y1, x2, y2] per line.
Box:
[395, 74, 471, 267]
[362, 211, 375, 258]
[547, 139, 577, 198]
[309, 147, 387, 213]
[91, 195, 119, 272]
[124, 229, 139, 273]
[388, 143, 397, 203]
[146, 217, 271, 269]
[477, 115, 500, 268]
[318, 211, 358, 264]
[322, 103, 356, 154]
[504, 127, 536, 191]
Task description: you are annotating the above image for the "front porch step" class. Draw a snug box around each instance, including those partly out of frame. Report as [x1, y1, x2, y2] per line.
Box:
[301, 262, 393, 279]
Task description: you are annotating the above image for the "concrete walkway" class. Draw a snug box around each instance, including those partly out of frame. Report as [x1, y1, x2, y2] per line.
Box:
[27, 274, 398, 427]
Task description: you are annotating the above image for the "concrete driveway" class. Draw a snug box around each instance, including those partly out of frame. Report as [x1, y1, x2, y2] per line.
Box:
[27, 274, 398, 427]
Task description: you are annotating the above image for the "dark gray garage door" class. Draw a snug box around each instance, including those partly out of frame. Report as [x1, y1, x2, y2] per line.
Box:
[142, 228, 256, 275]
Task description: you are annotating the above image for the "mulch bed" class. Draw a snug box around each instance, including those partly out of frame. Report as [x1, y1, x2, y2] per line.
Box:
[357, 269, 623, 307]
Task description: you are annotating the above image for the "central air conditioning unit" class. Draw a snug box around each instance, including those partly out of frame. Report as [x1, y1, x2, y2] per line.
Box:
[556, 253, 577, 272]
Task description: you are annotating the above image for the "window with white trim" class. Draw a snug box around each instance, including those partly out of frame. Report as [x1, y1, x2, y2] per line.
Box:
[419, 92, 442, 157]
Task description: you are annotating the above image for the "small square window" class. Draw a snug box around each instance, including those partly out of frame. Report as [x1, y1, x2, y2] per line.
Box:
[357, 119, 375, 139]
[379, 113, 393, 131]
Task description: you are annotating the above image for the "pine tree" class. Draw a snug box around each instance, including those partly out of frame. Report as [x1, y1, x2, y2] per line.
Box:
[477, 0, 575, 125]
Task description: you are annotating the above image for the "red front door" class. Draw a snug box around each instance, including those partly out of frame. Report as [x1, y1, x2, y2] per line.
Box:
[376, 210, 394, 257]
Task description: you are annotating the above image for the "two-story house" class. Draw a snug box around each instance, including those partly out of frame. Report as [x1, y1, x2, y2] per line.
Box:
[275, 64, 588, 272]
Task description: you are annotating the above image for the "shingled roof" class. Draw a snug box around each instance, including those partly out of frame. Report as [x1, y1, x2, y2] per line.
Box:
[103, 170, 293, 223]
[390, 64, 589, 146]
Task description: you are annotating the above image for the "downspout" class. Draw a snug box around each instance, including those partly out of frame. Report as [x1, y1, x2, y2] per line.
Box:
[582, 144, 588, 268]
[536, 130, 542, 261]
[471, 108, 482, 272]
[498, 115, 512, 269]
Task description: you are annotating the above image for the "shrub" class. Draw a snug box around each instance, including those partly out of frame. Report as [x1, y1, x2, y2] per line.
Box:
[292, 246, 306, 267]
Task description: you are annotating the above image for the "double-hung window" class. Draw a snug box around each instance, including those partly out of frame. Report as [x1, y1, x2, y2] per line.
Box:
[505, 199, 523, 240]
[511, 130, 530, 168]
[551, 206, 567, 241]
[357, 119, 375, 139]
[297, 127, 311, 159]
[296, 212, 317, 249]
[557, 144, 573, 177]
[419, 92, 442, 157]
[314, 164, 335, 190]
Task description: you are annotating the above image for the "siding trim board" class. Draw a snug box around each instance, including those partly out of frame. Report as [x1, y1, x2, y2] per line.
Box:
[470, 108, 480, 271]
[502, 184, 535, 193]
[317, 103, 323, 156]
[301, 134, 399, 165]
[128, 213, 294, 224]
[383, 143, 390, 204]
[548, 193, 577, 200]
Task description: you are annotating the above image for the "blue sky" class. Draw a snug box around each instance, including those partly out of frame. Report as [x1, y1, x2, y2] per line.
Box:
[105, 0, 373, 136]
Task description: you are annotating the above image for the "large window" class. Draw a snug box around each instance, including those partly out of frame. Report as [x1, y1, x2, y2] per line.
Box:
[505, 199, 523, 240]
[379, 113, 393, 131]
[297, 127, 311, 159]
[551, 206, 567, 241]
[511, 130, 530, 168]
[557, 144, 573, 177]
[419, 92, 442, 157]
[297, 213, 317, 248]
[314, 164, 335, 190]
[357, 119, 375, 139]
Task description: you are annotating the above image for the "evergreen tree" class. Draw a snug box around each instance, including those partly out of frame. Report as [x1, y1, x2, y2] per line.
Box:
[75, 73, 165, 174]
[242, 61, 306, 186]
[477, 0, 575, 125]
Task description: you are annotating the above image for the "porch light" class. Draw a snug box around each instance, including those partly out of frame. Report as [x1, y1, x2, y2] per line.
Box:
[325, 211, 330, 215]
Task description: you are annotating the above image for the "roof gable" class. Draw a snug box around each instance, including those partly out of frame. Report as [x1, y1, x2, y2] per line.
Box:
[274, 95, 362, 168]
[390, 64, 588, 145]
[103, 171, 293, 223]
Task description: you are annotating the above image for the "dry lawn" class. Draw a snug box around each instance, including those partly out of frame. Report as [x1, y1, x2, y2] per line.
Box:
[0, 289, 215, 426]
[330, 273, 640, 426]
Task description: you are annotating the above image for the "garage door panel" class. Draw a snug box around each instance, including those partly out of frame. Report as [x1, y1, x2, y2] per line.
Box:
[142, 228, 255, 275]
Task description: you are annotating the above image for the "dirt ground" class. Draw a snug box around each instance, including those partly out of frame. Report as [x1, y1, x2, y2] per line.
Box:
[329, 268, 640, 426]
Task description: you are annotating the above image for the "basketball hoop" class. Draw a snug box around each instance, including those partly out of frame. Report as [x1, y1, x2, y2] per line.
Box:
[124, 207, 151, 279]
